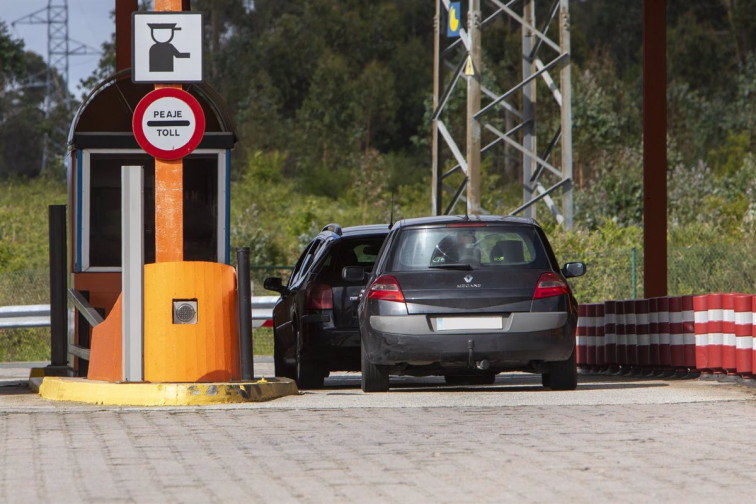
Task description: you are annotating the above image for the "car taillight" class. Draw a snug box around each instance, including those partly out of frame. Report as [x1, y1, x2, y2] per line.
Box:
[306, 283, 333, 309]
[367, 275, 405, 303]
[533, 272, 571, 299]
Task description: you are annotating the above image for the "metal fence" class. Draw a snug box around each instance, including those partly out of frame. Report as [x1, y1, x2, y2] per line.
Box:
[571, 243, 756, 303]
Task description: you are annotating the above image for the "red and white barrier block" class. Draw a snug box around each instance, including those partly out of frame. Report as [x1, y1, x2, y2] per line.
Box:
[580, 292, 756, 379]
[734, 294, 752, 378]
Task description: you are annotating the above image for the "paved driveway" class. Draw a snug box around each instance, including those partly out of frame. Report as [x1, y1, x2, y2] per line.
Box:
[2, 361, 755, 503]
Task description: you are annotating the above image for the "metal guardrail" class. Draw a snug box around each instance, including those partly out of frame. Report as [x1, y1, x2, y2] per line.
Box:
[0, 296, 279, 330]
[0, 304, 52, 329]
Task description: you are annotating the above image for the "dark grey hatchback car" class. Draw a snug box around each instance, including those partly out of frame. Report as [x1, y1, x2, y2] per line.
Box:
[354, 215, 585, 392]
[264, 223, 389, 389]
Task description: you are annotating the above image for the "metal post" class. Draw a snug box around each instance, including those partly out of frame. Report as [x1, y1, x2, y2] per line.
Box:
[122, 166, 144, 382]
[47, 205, 68, 375]
[237, 247, 254, 380]
[522, 0, 537, 220]
[559, 0, 573, 230]
[431, 0, 442, 216]
[642, 0, 668, 298]
[466, 0, 482, 215]
[115, 0, 138, 72]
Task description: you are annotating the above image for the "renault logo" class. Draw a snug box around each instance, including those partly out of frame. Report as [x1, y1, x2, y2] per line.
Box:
[464, 274, 474, 283]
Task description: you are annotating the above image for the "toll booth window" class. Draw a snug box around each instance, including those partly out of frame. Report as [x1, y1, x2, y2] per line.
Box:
[88, 154, 156, 267]
[183, 155, 217, 262]
[86, 152, 221, 270]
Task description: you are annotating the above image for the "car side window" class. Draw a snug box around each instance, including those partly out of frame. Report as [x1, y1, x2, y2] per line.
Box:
[288, 238, 323, 289]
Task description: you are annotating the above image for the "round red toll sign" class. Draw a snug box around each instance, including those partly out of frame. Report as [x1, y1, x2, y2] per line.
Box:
[132, 88, 205, 160]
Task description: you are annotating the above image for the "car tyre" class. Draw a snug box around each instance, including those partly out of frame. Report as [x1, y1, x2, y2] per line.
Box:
[544, 347, 577, 390]
[295, 328, 324, 389]
[361, 340, 389, 392]
[273, 330, 296, 380]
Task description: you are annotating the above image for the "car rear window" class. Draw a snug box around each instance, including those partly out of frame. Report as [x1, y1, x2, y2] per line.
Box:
[321, 237, 385, 273]
[388, 225, 550, 271]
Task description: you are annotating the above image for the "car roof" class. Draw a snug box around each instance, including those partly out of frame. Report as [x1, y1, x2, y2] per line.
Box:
[391, 214, 539, 230]
[319, 223, 391, 239]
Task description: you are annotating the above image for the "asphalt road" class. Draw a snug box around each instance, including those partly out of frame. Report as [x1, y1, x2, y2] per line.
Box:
[2, 361, 756, 502]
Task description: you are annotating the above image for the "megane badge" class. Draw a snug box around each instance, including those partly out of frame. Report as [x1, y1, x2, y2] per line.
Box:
[458, 274, 481, 288]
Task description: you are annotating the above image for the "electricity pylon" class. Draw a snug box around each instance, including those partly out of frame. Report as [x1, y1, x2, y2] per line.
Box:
[13, 0, 101, 172]
[431, 0, 573, 228]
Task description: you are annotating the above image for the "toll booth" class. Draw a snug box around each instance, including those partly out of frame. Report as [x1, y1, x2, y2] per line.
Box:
[66, 70, 237, 377]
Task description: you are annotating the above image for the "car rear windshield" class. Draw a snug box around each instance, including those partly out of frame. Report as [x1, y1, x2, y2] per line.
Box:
[388, 225, 550, 271]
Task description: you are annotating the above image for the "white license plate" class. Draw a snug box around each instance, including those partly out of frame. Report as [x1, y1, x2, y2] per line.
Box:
[436, 316, 502, 331]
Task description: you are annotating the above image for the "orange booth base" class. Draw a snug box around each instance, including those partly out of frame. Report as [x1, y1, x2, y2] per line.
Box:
[87, 261, 240, 383]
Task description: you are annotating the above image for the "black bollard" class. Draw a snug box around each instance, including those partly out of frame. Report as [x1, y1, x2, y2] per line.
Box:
[237, 247, 254, 380]
[48, 205, 68, 375]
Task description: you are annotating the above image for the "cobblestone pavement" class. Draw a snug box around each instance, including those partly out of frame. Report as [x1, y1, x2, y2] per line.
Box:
[2, 361, 756, 503]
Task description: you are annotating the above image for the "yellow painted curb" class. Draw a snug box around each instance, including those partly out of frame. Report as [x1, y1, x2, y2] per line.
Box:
[35, 376, 298, 406]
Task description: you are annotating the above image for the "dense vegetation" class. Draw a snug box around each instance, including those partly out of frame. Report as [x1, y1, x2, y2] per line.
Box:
[3, 0, 756, 305]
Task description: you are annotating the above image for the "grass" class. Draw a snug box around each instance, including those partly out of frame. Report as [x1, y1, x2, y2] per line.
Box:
[252, 327, 274, 356]
[0, 328, 51, 362]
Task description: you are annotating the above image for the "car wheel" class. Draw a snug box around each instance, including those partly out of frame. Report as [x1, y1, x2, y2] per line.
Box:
[444, 373, 496, 385]
[541, 372, 551, 388]
[545, 347, 577, 391]
[273, 330, 295, 379]
[361, 340, 389, 392]
[295, 328, 324, 389]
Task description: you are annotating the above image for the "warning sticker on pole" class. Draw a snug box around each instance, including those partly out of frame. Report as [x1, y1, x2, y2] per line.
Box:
[132, 88, 206, 160]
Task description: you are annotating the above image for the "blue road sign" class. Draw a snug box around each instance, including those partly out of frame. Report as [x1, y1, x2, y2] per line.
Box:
[447, 2, 461, 38]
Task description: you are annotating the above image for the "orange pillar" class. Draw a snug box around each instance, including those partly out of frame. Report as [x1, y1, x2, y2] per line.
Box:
[154, 0, 186, 262]
[154, 158, 183, 262]
[155, 0, 184, 11]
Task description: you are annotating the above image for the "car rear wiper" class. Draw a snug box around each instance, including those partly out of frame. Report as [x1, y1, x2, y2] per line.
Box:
[429, 263, 473, 270]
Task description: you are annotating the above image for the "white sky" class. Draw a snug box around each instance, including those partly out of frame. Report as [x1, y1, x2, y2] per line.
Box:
[1, 1, 124, 96]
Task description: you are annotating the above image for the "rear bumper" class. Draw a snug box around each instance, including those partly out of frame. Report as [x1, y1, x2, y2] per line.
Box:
[362, 312, 575, 369]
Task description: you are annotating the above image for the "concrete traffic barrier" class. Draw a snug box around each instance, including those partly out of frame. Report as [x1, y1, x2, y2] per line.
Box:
[635, 299, 650, 371]
[706, 293, 724, 373]
[577, 304, 587, 368]
[682, 296, 697, 370]
[722, 293, 738, 375]
[583, 292, 753, 377]
[615, 300, 627, 371]
[734, 294, 753, 378]
[595, 303, 606, 370]
[586, 303, 597, 370]
[693, 294, 710, 373]
[625, 300, 638, 372]
[752, 295, 756, 378]
[648, 297, 660, 369]
[604, 300, 617, 372]
[669, 297, 685, 372]
[657, 297, 671, 371]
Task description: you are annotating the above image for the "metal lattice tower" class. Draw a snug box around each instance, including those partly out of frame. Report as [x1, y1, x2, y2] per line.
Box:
[431, 0, 573, 228]
[12, 0, 100, 171]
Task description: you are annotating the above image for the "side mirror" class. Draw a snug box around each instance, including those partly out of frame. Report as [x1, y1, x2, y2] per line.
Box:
[263, 277, 285, 293]
[342, 266, 366, 282]
[562, 262, 586, 278]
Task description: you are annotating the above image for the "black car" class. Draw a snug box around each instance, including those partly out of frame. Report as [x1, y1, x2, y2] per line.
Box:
[264, 223, 389, 388]
[353, 215, 585, 392]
